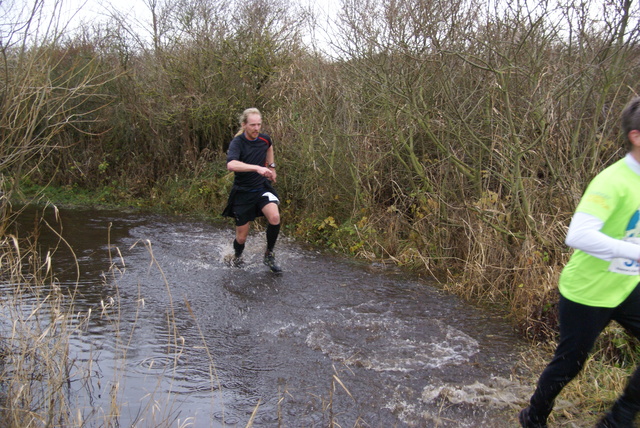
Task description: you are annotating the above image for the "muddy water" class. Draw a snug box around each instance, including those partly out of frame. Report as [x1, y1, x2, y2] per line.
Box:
[8, 205, 532, 427]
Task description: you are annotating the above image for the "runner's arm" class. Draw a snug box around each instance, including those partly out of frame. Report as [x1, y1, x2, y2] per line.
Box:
[565, 212, 640, 261]
[227, 160, 274, 179]
[265, 146, 277, 183]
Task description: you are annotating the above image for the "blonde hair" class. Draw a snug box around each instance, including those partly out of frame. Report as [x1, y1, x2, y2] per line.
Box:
[234, 108, 262, 137]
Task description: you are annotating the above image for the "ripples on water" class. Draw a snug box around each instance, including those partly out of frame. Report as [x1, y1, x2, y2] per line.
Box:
[0, 205, 533, 427]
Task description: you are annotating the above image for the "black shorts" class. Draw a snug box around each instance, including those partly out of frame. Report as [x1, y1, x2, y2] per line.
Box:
[226, 189, 280, 226]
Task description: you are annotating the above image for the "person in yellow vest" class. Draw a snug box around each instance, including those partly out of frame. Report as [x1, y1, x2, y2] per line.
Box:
[520, 96, 640, 427]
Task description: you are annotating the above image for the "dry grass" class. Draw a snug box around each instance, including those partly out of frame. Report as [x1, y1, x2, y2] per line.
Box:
[0, 207, 201, 427]
[0, 219, 78, 426]
[512, 326, 640, 427]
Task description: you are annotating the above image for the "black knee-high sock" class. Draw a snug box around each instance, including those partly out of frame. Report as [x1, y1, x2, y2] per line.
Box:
[233, 239, 245, 257]
[266, 223, 280, 252]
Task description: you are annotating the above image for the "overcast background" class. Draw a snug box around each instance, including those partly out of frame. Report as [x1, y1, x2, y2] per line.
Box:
[37, 0, 342, 53]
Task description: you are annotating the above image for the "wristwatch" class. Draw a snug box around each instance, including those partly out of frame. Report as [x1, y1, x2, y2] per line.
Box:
[268, 162, 276, 168]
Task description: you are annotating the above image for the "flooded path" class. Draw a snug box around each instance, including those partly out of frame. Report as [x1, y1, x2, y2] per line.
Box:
[8, 205, 533, 427]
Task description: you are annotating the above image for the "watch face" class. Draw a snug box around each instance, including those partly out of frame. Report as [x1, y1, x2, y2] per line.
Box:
[269, 163, 276, 168]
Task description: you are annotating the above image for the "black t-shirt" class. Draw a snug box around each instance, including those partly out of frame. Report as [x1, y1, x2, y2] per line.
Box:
[226, 132, 273, 189]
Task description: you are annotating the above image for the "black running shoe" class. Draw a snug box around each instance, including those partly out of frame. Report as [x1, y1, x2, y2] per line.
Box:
[263, 251, 282, 273]
[518, 408, 548, 428]
[595, 412, 634, 428]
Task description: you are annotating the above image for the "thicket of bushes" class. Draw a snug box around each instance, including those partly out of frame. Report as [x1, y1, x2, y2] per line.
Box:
[2, 0, 640, 343]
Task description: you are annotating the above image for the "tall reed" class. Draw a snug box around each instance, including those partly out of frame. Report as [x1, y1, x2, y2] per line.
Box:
[0, 205, 203, 426]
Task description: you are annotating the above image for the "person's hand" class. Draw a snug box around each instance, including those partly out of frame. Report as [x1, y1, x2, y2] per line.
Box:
[259, 166, 275, 181]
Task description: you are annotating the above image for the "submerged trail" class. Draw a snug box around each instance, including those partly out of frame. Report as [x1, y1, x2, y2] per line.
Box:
[15, 205, 533, 427]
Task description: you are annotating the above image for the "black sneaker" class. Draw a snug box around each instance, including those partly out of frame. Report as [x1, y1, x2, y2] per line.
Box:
[519, 407, 548, 428]
[594, 416, 614, 428]
[263, 251, 282, 273]
[595, 412, 635, 428]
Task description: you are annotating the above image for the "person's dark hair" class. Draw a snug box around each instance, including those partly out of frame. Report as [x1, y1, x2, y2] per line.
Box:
[621, 96, 640, 149]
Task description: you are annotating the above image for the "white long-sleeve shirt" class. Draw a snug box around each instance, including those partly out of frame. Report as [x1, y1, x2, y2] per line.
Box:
[565, 154, 640, 262]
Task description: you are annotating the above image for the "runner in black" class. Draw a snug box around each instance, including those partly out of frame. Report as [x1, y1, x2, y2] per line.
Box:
[222, 108, 282, 273]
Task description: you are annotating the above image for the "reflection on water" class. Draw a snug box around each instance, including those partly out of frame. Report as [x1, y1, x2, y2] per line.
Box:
[1, 204, 532, 427]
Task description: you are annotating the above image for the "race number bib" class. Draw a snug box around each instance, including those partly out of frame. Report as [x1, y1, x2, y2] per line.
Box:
[608, 210, 640, 276]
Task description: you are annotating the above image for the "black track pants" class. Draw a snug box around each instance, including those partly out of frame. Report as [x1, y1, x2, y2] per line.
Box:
[528, 283, 640, 424]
